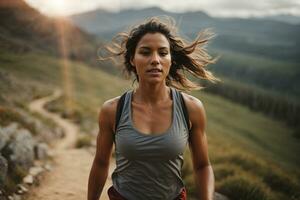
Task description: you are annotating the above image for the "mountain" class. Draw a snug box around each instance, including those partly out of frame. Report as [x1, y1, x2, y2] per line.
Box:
[263, 14, 300, 25]
[69, 7, 300, 62]
[69, 7, 212, 39]
[0, 0, 100, 66]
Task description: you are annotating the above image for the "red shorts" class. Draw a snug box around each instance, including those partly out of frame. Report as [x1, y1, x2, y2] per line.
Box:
[108, 186, 187, 200]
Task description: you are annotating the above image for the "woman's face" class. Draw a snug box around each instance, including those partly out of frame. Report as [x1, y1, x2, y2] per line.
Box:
[130, 32, 172, 85]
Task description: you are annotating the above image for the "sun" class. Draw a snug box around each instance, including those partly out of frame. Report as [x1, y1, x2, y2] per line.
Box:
[47, 0, 68, 16]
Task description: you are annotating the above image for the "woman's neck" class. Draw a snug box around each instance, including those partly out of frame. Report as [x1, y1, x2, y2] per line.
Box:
[133, 82, 171, 105]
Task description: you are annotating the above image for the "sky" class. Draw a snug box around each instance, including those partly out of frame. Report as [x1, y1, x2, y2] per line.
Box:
[24, 0, 300, 18]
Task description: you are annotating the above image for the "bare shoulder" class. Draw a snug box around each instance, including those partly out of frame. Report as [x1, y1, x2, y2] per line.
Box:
[181, 92, 206, 129]
[181, 92, 205, 113]
[98, 96, 121, 130]
[100, 96, 121, 115]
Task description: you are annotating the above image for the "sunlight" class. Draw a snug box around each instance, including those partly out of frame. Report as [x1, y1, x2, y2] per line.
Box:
[55, 19, 74, 114]
[47, 0, 68, 16]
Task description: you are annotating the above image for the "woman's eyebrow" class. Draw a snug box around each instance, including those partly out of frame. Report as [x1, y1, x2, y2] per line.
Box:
[138, 46, 169, 50]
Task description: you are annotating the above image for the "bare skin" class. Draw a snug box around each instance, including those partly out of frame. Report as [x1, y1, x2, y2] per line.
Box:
[87, 33, 214, 200]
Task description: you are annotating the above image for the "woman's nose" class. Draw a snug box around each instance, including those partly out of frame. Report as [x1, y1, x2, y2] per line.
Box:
[150, 52, 160, 65]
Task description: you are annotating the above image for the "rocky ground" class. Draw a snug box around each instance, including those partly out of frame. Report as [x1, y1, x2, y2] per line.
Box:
[0, 89, 114, 200]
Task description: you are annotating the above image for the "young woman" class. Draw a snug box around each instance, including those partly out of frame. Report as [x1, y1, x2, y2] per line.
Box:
[88, 17, 219, 200]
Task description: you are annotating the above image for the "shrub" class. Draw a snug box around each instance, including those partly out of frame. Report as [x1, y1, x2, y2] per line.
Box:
[0, 106, 37, 135]
[3, 164, 27, 194]
[217, 175, 269, 200]
[263, 170, 300, 198]
[75, 134, 92, 148]
[213, 164, 237, 180]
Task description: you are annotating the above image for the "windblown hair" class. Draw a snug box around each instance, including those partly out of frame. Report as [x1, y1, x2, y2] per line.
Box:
[99, 16, 220, 91]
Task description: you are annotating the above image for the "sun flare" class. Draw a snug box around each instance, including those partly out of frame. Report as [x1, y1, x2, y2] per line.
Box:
[47, 0, 68, 16]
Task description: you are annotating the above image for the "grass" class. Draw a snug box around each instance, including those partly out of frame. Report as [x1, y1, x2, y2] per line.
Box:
[0, 106, 37, 135]
[75, 134, 92, 148]
[211, 48, 300, 99]
[1, 49, 299, 199]
[194, 91, 300, 171]
[0, 49, 129, 132]
[217, 175, 270, 200]
[3, 165, 27, 195]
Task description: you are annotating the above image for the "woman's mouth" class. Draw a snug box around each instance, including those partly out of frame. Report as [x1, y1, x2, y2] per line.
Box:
[147, 68, 162, 75]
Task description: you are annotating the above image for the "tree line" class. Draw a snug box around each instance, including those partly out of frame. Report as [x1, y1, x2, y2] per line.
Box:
[203, 80, 300, 138]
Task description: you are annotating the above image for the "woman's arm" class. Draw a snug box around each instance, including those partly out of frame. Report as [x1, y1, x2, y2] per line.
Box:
[184, 94, 215, 200]
[87, 98, 117, 200]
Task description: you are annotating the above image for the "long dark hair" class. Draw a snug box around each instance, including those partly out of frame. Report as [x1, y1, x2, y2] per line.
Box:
[99, 16, 220, 91]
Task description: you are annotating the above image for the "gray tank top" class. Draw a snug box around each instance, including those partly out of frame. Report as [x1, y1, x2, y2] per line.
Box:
[112, 87, 189, 200]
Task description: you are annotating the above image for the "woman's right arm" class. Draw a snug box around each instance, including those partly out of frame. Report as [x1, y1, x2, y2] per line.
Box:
[87, 98, 117, 200]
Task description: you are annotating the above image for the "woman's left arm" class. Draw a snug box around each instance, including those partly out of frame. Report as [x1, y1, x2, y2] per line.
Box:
[184, 94, 215, 200]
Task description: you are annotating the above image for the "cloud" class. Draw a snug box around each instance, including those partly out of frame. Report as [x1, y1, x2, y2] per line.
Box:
[25, 0, 300, 17]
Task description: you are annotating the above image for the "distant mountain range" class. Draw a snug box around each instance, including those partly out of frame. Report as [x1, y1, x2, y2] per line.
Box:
[263, 14, 300, 24]
[69, 7, 300, 62]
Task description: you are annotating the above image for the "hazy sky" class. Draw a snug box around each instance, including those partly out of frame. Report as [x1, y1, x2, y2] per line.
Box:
[25, 0, 300, 17]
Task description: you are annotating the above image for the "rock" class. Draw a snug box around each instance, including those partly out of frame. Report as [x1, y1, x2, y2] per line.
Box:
[23, 175, 33, 185]
[16, 189, 23, 195]
[2, 123, 18, 138]
[12, 194, 21, 200]
[0, 127, 9, 151]
[14, 108, 60, 143]
[29, 166, 43, 176]
[44, 163, 52, 171]
[4, 129, 35, 170]
[0, 155, 8, 187]
[0, 123, 19, 151]
[16, 184, 28, 194]
[214, 192, 230, 200]
[34, 143, 49, 160]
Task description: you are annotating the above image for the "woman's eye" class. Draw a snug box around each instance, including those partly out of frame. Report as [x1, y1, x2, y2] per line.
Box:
[139, 51, 150, 55]
[138, 51, 168, 56]
[159, 52, 168, 56]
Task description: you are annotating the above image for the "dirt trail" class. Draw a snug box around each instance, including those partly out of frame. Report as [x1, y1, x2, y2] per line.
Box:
[26, 89, 115, 200]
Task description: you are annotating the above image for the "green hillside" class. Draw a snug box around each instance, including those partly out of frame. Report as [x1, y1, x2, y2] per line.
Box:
[210, 48, 300, 99]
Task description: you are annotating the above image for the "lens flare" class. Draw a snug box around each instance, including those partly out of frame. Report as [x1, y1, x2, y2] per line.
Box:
[55, 18, 74, 115]
[48, 0, 68, 16]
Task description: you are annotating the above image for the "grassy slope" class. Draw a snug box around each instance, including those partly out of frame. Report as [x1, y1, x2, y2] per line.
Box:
[1, 50, 299, 199]
[210, 47, 300, 99]
[196, 91, 299, 170]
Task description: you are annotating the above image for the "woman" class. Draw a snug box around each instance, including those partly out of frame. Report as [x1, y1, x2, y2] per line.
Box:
[88, 17, 219, 200]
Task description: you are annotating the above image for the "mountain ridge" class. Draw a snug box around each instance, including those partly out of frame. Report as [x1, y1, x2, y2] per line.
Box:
[69, 6, 300, 62]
